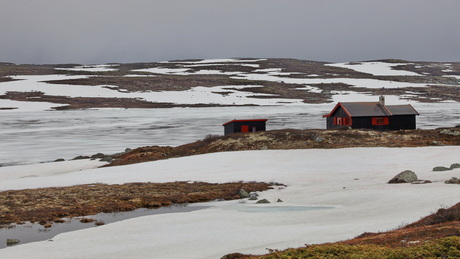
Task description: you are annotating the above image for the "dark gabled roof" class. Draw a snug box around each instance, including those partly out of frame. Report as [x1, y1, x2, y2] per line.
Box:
[222, 119, 268, 126]
[341, 102, 391, 117]
[385, 105, 419, 115]
[323, 102, 418, 117]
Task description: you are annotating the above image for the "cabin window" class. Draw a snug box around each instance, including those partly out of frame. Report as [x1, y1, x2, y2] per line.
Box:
[334, 117, 351, 126]
[372, 117, 389, 126]
[334, 117, 342, 125]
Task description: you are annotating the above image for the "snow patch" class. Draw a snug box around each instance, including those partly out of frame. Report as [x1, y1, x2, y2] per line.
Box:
[326, 62, 422, 76]
[166, 58, 266, 64]
[55, 65, 118, 72]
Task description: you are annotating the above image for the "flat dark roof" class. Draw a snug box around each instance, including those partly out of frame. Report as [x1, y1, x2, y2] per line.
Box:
[222, 119, 268, 126]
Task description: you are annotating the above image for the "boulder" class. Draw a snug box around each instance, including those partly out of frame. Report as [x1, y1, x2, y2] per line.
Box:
[248, 192, 258, 200]
[90, 153, 105, 160]
[450, 163, 460, 170]
[72, 155, 90, 160]
[445, 177, 460, 184]
[238, 189, 249, 199]
[277, 198, 283, 202]
[433, 166, 451, 172]
[388, 170, 418, 184]
[100, 156, 113, 162]
[256, 199, 270, 204]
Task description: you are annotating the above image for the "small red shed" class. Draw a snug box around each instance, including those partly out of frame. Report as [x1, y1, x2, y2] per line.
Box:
[223, 119, 268, 135]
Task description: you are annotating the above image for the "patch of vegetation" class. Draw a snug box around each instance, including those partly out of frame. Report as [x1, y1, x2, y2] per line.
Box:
[0, 91, 249, 110]
[256, 236, 460, 259]
[0, 181, 271, 227]
[107, 127, 460, 167]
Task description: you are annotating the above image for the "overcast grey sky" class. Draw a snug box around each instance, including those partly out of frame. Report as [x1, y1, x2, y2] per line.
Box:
[1, 0, 459, 64]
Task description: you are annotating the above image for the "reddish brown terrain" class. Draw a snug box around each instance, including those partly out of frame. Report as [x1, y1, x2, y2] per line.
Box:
[0, 181, 270, 228]
[107, 127, 460, 166]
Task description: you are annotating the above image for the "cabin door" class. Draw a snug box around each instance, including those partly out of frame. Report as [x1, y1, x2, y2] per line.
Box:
[241, 125, 249, 132]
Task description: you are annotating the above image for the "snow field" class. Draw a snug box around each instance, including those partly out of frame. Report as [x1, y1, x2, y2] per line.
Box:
[0, 147, 459, 258]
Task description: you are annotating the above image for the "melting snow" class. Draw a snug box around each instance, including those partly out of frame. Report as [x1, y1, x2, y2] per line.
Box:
[166, 58, 266, 64]
[0, 147, 459, 258]
[233, 73, 431, 89]
[326, 62, 422, 76]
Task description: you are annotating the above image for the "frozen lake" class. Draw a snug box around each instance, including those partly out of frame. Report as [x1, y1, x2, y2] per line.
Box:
[1, 103, 459, 166]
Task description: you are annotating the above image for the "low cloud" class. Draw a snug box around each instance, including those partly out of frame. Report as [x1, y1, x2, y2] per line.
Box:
[1, 0, 459, 64]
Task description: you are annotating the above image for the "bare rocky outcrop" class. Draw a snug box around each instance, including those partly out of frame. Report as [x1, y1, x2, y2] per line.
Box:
[433, 166, 452, 172]
[388, 170, 418, 184]
[445, 177, 460, 184]
[450, 163, 460, 169]
[256, 199, 270, 204]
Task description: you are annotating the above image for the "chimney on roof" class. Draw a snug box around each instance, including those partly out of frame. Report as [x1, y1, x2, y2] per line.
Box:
[379, 95, 385, 106]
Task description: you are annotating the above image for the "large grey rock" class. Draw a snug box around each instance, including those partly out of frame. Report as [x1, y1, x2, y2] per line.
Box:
[388, 170, 418, 184]
[238, 189, 249, 199]
[450, 163, 460, 170]
[100, 156, 113, 162]
[433, 166, 451, 172]
[248, 192, 258, 200]
[72, 155, 90, 160]
[90, 153, 105, 160]
[256, 199, 270, 204]
[445, 177, 460, 184]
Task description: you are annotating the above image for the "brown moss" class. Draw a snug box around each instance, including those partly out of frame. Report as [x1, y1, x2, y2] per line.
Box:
[0, 181, 271, 228]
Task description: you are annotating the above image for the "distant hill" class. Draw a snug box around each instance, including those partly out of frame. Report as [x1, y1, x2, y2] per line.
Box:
[1, 58, 459, 111]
